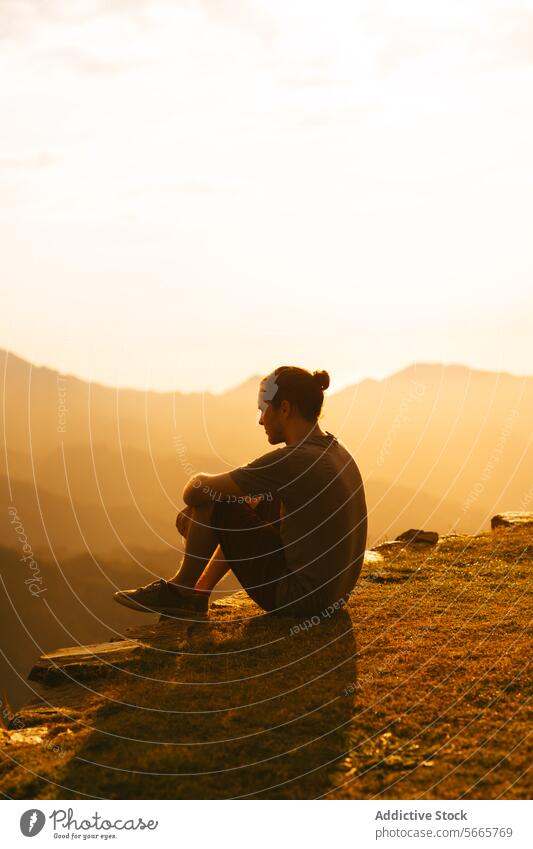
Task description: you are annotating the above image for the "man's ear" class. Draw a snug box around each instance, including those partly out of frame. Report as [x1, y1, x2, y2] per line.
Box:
[280, 398, 292, 417]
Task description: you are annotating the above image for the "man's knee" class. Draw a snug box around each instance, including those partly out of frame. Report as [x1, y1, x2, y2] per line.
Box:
[176, 505, 196, 537]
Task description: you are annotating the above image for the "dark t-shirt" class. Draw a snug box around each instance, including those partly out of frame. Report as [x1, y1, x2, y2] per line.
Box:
[229, 430, 367, 612]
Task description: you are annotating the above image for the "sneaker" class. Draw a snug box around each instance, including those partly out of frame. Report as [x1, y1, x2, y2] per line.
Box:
[113, 579, 209, 618]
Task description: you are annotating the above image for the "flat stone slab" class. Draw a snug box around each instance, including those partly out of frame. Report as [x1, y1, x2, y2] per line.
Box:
[28, 640, 142, 686]
[11, 590, 306, 746]
[491, 512, 533, 530]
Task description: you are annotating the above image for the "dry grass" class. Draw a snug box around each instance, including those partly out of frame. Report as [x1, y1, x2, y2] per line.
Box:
[0, 526, 531, 799]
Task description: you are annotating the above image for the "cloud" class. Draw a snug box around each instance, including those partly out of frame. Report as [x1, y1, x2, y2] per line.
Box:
[482, 8, 533, 67]
[37, 46, 154, 76]
[279, 51, 349, 89]
[286, 107, 365, 131]
[376, 30, 435, 77]
[0, 152, 57, 170]
[371, 4, 533, 77]
[0, 0, 149, 43]
[191, 0, 277, 43]
[130, 179, 236, 195]
[0, 0, 277, 45]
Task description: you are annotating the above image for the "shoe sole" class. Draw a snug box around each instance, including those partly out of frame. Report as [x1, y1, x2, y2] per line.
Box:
[113, 592, 208, 618]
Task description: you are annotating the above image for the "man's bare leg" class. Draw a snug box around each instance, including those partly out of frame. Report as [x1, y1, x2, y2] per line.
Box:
[170, 502, 230, 592]
[193, 544, 231, 592]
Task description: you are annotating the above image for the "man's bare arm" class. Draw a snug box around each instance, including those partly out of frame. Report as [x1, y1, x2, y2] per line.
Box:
[182, 472, 247, 507]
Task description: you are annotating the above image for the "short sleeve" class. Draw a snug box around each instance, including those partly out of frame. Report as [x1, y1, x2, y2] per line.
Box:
[228, 447, 292, 498]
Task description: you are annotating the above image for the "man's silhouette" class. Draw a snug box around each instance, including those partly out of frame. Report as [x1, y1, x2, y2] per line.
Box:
[114, 366, 367, 619]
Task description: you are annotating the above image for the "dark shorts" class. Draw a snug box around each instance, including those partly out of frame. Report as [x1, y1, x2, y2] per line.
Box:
[210, 496, 313, 617]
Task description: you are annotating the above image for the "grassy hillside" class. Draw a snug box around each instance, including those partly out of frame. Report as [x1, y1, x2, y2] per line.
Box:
[0, 524, 530, 800]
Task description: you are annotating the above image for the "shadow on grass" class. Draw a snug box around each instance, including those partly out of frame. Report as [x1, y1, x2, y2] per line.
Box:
[51, 608, 359, 799]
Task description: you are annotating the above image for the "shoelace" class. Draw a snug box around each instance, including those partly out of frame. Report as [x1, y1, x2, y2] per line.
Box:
[134, 579, 166, 593]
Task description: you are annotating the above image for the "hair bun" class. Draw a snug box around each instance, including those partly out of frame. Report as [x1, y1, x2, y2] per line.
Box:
[313, 370, 330, 391]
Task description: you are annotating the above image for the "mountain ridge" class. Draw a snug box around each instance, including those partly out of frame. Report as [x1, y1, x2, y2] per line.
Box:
[2, 347, 531, 398]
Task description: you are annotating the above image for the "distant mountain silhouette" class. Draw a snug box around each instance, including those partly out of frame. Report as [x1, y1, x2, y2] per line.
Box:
[326, 360, 532, 534]
[1, 349, 531, 555]
[1, 349, 532, 708]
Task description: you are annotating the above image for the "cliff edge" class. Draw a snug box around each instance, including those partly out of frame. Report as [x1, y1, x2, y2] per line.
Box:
[1, 514, 531, 800]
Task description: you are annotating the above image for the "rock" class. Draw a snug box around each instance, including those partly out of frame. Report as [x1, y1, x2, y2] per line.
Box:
[28, 640, 142, 686]
[28, 592, 261, 693]
[364, 549, 384, 565]
[438, 533, 468, 541]
[209, 590, 250, 610]
[491, 512, 533, 530]
[7, 725, 49, 746]
[395, 529, 439, 546]
[372, 541, 408, 556]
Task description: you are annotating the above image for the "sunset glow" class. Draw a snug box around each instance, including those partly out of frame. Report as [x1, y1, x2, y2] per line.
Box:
[1, 0, 532, 391]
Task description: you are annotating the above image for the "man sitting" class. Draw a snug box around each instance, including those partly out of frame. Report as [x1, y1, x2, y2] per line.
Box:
[113, 365, 367, 619]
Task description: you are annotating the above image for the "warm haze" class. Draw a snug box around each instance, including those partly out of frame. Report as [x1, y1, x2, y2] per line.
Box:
[1, 348, 532, 714]
[1, 0, 532, 392]
[0, 3, 532, 806]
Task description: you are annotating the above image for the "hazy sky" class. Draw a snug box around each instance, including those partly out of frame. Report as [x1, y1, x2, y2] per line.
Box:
[1, 0, 532, 392]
